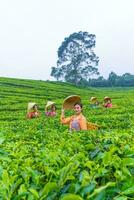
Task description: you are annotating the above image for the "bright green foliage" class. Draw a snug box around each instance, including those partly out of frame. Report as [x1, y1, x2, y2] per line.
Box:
[0, 77, 134, 199]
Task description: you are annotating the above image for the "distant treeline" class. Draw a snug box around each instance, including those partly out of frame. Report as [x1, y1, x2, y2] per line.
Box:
[79, 72, 134, 87]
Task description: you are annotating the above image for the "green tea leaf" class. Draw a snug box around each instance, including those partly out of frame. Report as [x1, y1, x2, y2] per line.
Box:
[122, 186, 134, 195]
[61, 193, 83, 200]
[29, 188, 39, 199]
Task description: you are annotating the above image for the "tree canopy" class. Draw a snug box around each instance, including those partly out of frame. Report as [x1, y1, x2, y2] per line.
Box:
[51, 31, 99, 85]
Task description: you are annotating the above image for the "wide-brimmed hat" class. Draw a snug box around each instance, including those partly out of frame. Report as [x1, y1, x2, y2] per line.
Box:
[90, 96, 97, 101]
[45, 101, 55, 109]
[63, 95, 81, 110]
[104, 96, 111, 101]
[28, 102, 37, 111]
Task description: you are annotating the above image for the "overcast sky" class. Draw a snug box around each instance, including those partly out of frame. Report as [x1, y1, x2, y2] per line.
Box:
[0, 0, 134, 80]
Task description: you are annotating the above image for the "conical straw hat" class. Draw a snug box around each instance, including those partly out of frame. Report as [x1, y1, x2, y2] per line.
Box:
[104, 96, 111, 101]
[45, 101, 55, 109]
[28, 102, 37, 111]
[90, 96, 97, 101]
[63, 95, 81, 110]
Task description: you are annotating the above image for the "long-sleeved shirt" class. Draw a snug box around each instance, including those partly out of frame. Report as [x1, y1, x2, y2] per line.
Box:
[45, 111, 56, 117]
[27, 111, 40, 119]
[61, 113, 87, 130]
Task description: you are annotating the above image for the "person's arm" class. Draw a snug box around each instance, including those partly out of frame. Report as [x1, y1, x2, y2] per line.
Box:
[36, 111, 40, 117]
[103, 103, 107, 107]
[60, 109, 71, 125]
[27, 112, 32, 119]
[79, 116, 87, 130]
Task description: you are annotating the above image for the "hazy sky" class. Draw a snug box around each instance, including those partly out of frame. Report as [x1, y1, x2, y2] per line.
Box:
[0, 0, 134, 80]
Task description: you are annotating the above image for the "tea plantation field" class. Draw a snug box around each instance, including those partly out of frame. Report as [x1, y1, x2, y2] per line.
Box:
[0, 77, 134, 200]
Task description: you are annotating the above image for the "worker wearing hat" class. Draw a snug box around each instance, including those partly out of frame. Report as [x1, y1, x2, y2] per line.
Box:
[103, 97, 113, 108]
[45, 101, 57, 117]
[27, 103, 40, 119]
[61, 95, 99, 131]
[90, 96, 100, 108]
[61, 101, 87, 131]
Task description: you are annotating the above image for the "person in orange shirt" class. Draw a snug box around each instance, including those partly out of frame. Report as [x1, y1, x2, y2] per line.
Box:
[27, 103, 40, 119]
[61, 102, 87, 131]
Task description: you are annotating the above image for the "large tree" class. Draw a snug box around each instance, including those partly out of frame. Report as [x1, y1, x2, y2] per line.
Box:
[51, 31, 99, 85]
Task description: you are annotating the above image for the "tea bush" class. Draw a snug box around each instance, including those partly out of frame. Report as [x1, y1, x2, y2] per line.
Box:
[0, 77, 134, 199]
